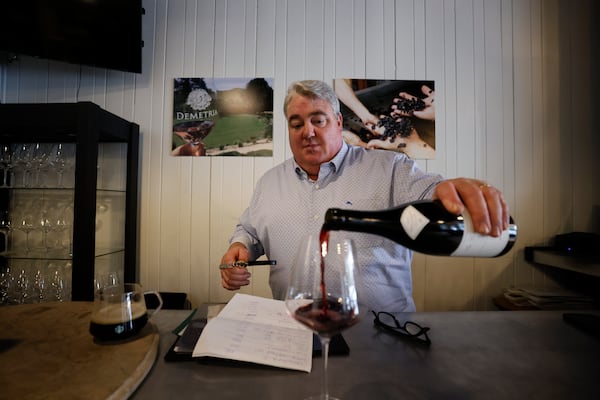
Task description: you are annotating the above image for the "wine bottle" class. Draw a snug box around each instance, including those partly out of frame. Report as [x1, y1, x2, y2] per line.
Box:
[322, 200, 517, 257]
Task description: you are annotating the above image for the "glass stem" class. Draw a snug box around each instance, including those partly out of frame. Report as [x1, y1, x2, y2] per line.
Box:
[25, 231, 31, 254]
[320, 336, 331, 399]
[24, 167, 31, 187]
[43, 229, 49, 252]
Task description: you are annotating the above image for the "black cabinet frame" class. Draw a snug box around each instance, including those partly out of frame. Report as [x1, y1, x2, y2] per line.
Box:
[0, 102, 139, 301]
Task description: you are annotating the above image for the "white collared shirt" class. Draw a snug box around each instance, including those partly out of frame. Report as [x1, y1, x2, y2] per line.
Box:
[230, 142, 442, 312]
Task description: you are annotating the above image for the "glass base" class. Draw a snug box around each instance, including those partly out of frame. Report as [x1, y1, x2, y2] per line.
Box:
[304, 396, 340, 400]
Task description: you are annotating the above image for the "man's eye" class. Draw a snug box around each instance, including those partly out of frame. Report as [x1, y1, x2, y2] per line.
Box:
[312, 117, 327, 127]
[290, 122, 303, 130]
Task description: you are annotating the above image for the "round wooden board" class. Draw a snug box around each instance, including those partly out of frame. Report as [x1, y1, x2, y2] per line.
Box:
[0, 302, 159, 400]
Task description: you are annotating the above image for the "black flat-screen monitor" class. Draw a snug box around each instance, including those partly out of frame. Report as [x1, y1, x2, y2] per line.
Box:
[0, 0, 143, 73]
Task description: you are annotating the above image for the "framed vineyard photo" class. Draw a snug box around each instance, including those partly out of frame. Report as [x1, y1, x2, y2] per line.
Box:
[172, 77, 274, 157]
[333, 79, 436, 159]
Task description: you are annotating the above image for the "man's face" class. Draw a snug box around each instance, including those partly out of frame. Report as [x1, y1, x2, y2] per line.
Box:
[286, 94, 343, 177]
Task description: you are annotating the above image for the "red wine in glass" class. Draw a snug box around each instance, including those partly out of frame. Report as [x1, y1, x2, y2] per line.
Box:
[294, 298, 359, 337]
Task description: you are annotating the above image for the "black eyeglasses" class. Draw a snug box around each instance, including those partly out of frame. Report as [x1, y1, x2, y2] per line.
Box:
[372, 311, 431, 345]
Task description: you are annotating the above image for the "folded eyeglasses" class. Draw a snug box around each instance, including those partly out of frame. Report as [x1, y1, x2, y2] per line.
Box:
[372, 311, 431, 345]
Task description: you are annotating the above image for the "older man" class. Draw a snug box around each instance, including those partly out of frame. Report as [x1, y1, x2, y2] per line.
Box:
[219, 80, 508, 312]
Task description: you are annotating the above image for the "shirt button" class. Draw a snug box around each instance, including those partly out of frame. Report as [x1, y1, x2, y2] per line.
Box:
[313, 214, 319, 221]
[315, 184, 320, 189]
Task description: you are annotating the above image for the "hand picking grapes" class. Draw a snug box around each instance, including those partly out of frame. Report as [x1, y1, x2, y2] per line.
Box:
[391, 84, 436, 121]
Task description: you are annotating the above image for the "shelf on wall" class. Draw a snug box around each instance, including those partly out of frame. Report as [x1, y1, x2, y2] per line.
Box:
[525, 246, 600, 278]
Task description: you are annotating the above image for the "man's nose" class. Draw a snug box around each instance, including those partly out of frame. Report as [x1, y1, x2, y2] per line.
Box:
[302, 123, 316, 139]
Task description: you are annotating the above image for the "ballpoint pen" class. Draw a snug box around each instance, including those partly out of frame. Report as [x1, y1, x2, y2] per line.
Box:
[218, 260, 277, 269]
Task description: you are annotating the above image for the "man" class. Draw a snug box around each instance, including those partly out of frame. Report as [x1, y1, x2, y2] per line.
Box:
[220, 80, 509, 312]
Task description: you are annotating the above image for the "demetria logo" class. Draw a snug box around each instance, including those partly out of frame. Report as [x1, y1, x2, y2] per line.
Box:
[186, 89, 212, 111]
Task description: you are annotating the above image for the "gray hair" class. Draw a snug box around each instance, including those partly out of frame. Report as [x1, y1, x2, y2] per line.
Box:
[283, 80, 341, 118]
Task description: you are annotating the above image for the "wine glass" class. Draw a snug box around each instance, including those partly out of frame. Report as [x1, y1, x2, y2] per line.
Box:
[285, 234, 362, 400]
[12, 143, 34, 187]
[0, 144, 13, 187]
[0, 265, 15, 304]
[47, 143, 75, 188]
[15, 267, 30, 304]
[37, 208, 54, 252]
[31, 143, 49, 187]
[94, 270, 121, 292]
[48, 262, 70, 302]
[0, 209, 11, 254]
[50, 202, 71, 253]
[32, 263, 48, 303]
[14, 209, 35, 255]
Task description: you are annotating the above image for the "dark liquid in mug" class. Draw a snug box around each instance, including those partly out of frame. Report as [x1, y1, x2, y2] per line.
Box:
[89, 303, 148, 341]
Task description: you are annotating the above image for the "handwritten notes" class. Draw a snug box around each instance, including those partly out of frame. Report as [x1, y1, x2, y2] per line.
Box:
[192, 293, 313, 372]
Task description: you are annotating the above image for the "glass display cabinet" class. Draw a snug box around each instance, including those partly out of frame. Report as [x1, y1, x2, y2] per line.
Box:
[0, 102, 139, 302]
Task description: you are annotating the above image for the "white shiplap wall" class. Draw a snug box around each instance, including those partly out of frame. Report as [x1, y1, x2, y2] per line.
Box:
[0, 0, 597, 310]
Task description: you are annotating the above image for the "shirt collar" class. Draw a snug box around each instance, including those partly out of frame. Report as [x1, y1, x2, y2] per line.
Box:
[293, 141, 349, 180]
[329, 141, 349, 171]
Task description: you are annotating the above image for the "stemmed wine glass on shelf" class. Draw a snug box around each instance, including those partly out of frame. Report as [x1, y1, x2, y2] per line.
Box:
[37, 208, 54, 253]
[31, 143, 49, 187]
[0, 209, 11, 254]
[48, 143, 74, 188]
[0, 144, 14, 188]
[51, 201, 73, 254]
[285, 233, 363, 400]
[13, 207, 35, 255]
[12, 143, 34, 187]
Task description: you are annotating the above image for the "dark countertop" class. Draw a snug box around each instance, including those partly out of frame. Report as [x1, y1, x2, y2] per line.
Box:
[132, 307, 600, 400]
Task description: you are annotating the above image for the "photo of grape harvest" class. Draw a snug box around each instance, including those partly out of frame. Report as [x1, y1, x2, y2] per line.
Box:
[172, 77, 274, 157]
[334, 79, 436, 160]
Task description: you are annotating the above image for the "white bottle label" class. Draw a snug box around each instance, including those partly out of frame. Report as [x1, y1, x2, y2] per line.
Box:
[451, 209, 510, 257]
[400, 205, 430, 240]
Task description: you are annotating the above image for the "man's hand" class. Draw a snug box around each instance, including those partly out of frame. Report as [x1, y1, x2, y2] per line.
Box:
[392, 85, 436, 121]
[367, 127, 436, 159]
[220, 242, 252, 290]
[433, 178, 509, 237]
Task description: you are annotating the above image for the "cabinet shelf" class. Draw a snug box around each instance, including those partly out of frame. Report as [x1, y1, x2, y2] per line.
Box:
[4, 247, 125, 260]
[1, 186, 126, 193]
[525, 246, 600, 278]
[0, 102, 139, 302]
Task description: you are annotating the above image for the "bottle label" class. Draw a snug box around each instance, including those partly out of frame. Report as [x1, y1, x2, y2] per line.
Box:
[400, 205, 430, 240]
[451, 209, 510, 257]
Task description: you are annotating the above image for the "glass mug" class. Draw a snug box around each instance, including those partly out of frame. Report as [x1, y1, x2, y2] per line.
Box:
[89, 283, 163, 341]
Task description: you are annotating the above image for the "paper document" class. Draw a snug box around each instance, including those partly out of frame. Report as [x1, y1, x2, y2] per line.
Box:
[192, 293, 313, 372]
[503, 286, 595, 309]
